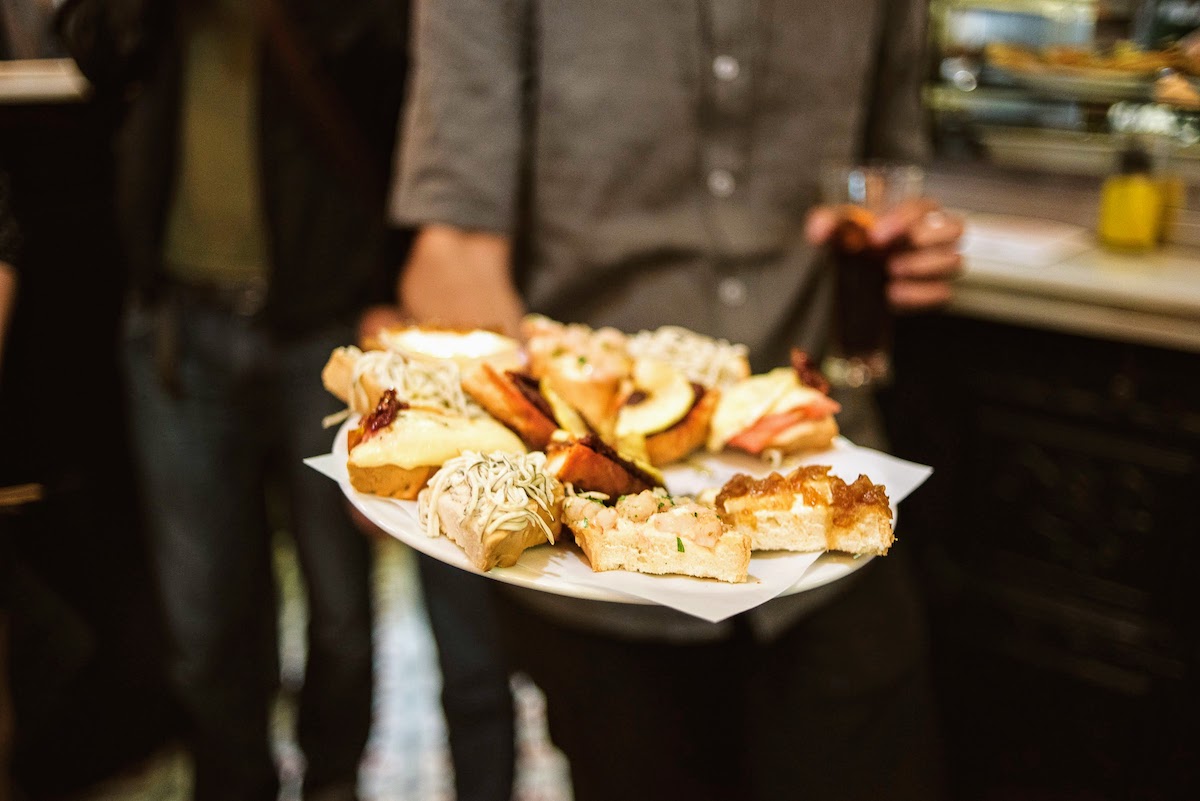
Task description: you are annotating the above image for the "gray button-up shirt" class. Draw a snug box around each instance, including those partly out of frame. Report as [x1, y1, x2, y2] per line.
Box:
[392, 0, 929, 640]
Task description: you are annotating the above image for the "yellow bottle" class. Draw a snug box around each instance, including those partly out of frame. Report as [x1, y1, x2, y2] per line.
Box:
[1098, 147, 1162, 252]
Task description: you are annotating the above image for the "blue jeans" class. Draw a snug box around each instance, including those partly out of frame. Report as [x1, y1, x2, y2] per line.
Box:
[122, 295, 373, 801]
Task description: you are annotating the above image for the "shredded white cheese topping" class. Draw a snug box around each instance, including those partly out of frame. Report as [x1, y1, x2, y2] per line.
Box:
[348, 347, 483, 417]
[627, 326, 749, 388]
[419, 451, 560, 544]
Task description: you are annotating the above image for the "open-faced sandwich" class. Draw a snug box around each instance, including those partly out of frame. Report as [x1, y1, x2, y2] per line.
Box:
[626, 325, 750, 389]
[369, 325, 524, 373]
[346, 390, 526, 500]
[418, 450, 564, 571]
[562, 488, 750, 583]
[459, 362, 584, 451]
[613, 358, 719, 467]
[322, 346, 484, 419]
[521, 314, 631, 438]
[708, 349, 841, 457]
[713, 464, 892, 555]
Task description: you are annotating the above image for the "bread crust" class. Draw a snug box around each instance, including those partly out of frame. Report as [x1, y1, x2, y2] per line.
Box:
[644, 387, 719, 466]
[434, 485, 561, 571]
[563, 493, 750, 583]
[461, 362, 558, 450]
[321, 347, 357, 405]
[766, 414, 839, 455]
[347, 462, 437, 500]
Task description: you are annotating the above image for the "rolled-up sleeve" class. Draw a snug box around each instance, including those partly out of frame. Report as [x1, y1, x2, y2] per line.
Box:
[862, 0, 931, 165]
[389, 0, 528, 235]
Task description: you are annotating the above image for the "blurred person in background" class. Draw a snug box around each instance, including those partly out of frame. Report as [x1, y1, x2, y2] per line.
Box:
[56, 1, 407, 799]
[1, 164, 20, 801]
[392, 1, 963, 800]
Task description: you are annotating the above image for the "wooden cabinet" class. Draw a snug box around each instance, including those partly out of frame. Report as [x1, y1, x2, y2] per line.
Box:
[885, 313, 1199, 800]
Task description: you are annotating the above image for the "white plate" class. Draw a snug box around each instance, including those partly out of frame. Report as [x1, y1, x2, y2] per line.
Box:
[328, 419, 902, 609]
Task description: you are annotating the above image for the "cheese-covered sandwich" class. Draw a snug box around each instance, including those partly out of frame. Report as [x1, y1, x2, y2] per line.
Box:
[707, 353, 841, 456]
[346, 390, 526, 500]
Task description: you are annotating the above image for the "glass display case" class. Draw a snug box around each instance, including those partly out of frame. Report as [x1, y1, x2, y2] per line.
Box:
[926, 0, 1200, 177]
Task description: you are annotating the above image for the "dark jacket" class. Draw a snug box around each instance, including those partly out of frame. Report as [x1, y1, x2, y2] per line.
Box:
[57, 0, 409, 336]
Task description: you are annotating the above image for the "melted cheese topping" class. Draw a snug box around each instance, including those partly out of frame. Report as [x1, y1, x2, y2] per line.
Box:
[348, 348, 483, 417]
[348, 410, 525, 469]
[627, 326, 749, 388]
[378, 328, 519, 361]
[419, 451, 560, 543]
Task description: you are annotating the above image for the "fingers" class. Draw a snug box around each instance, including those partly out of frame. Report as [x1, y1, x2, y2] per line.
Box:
[906, 208, 965, 249]
[888, 278, 954, 311]
[888, 244, 964, 281]
[869, 197, 939, 247]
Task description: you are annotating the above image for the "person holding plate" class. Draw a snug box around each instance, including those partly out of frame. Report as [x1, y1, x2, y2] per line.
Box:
[389, 1, 963, 799]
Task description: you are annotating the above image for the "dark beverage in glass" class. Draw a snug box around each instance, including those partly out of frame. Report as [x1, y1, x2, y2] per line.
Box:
[820, 164, 923, 388]
[835, 212, 892, 376]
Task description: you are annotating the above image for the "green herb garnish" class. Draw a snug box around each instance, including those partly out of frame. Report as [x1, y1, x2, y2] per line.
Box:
[676, 537, 685, 553]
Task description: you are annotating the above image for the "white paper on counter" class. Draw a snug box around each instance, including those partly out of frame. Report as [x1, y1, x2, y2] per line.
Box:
[306, 425, 932, 623]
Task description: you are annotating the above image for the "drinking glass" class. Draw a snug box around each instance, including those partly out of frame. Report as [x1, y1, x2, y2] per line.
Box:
[820, 163, 924, 389]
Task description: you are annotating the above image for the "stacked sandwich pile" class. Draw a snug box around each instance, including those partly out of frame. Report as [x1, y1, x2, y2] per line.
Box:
[321, 317, 893, 584]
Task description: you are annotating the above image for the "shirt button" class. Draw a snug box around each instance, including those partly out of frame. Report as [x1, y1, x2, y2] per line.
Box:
[708, 169, 735, 198]
[718, 277, 747, 307]
[713, 55, 740, 81]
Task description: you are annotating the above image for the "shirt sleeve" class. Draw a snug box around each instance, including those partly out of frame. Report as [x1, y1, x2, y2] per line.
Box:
[861, 0, 931, 165]
[389, 0, 530, 235]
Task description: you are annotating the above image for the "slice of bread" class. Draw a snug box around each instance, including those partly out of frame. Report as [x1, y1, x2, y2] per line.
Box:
[461, 362, 559, 450]
[562, 490, 750, 583]
[321, 346, 358, 405]
[419, 451, 563, 571]
[543, 434, 661, 498]
[761, 415, 839, 456]
[714, 465, 893, 554]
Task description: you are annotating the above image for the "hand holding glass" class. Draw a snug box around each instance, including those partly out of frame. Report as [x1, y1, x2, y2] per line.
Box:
[820, 164, 924, 389]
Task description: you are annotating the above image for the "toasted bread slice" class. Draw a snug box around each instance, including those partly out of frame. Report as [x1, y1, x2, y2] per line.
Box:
[543, 370, 620, 440]
[544, 434, 661, 498]
[347, 462, 437, 501]
[562, 490, 750, 583]
[346, 391, 526, 500]
[419, 451, 563, 571]
[322, 347, 358, 406]
[714, 465, 892, 555]
[461, 362, 559, 450]
[761, 415, 839, 456]
[644, 386, 719, 466]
